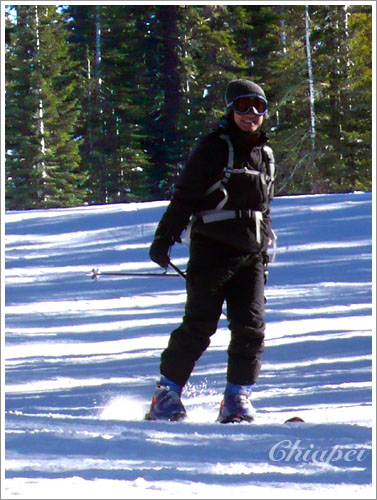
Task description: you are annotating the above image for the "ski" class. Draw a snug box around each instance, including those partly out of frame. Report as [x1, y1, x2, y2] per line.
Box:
[141, 412, 305, 424]
[218, 416, 305, 424]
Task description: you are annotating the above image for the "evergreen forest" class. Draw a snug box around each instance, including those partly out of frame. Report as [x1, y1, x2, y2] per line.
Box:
[4, 3, 372, 210]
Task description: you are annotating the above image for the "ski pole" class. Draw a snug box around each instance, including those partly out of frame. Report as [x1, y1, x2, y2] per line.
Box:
[89, 267, 183, 280]
[168, 260, 187, 280]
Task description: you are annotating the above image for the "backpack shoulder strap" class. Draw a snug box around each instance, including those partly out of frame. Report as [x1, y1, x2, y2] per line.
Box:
[219, 133, 234, 178]
[262, 145, 275, 179]
[261, 144, 275, 200]
[203, 133, 233, 209]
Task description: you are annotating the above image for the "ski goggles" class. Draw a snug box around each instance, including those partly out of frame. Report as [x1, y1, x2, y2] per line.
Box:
[229, 94, 268, 116]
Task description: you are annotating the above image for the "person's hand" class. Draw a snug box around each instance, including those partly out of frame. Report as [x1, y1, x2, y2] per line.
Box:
[149, 235, 174, 268]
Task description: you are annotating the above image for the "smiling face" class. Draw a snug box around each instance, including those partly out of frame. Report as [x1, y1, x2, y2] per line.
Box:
[233, 110, 264, 133]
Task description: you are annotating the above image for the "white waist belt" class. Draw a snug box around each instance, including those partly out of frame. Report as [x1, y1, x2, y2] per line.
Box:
[196, 209, 263, 244]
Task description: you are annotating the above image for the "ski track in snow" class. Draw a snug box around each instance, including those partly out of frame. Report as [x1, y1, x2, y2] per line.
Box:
[3, 192, 374, 499]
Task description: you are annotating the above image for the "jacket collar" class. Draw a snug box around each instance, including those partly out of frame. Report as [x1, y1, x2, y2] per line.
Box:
[217, 115, 269, 149]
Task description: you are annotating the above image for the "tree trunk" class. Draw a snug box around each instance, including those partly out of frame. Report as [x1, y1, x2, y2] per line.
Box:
[305, 6, 319, 191]
[34, 6, 46, 178]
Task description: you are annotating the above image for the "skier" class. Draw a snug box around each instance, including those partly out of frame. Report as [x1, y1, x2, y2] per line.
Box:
[146, 79, 276, 423]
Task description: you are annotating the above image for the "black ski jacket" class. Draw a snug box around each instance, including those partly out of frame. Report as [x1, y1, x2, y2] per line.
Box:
[154, 117, 275, 255]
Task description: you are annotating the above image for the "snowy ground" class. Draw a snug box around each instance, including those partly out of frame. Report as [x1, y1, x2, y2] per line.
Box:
[3, 192, 375, 498]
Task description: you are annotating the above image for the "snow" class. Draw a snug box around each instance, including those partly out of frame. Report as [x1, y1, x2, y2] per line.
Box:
[3, 192, 375, 499]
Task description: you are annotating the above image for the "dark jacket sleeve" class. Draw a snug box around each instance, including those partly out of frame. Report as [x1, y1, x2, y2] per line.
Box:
[153, 134, 224, 241]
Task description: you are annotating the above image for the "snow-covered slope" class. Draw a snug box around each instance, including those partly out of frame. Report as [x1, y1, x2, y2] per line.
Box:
[3, 192, 374, 498]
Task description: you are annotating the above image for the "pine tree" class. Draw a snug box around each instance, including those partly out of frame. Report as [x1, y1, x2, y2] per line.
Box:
[36, 5, 86, 207]
[5, 5, 86, 209]
[102, 5, 156, 202]
[267, 5, 316, 194]
[63, 5, 103, 203]
[297, 5, 372, 193]
[5, 6, 45, 209]
[342, 5, 372, 192]
[8, 5, 370, 206]
[177, 5, 250, 155]
[64, 4, 153, 204]
[308, 5, 350, 192]
[135, 5, 184, 199]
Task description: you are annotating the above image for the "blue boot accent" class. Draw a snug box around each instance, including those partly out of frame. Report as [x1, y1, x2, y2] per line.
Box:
[159, 376, 183, 395]
[224, 381, 252, 398]
[218, 382, 255, 423]
[144, 377, 186, 421]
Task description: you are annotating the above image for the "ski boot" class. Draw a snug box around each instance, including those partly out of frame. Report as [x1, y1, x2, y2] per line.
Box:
[217, 382, 255, 423]
[144, 376, 187, 422]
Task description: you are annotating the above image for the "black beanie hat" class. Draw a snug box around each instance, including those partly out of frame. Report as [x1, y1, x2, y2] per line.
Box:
[225, 79, 266, 107]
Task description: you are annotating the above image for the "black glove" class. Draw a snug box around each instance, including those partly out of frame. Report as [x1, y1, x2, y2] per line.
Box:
[149, 234, 175, 268]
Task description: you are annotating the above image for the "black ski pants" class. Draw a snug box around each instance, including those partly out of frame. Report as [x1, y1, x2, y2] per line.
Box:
[160, 237, 266, 387]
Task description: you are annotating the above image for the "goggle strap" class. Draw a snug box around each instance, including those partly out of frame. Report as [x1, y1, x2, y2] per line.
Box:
[231, 93, 267, 103]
